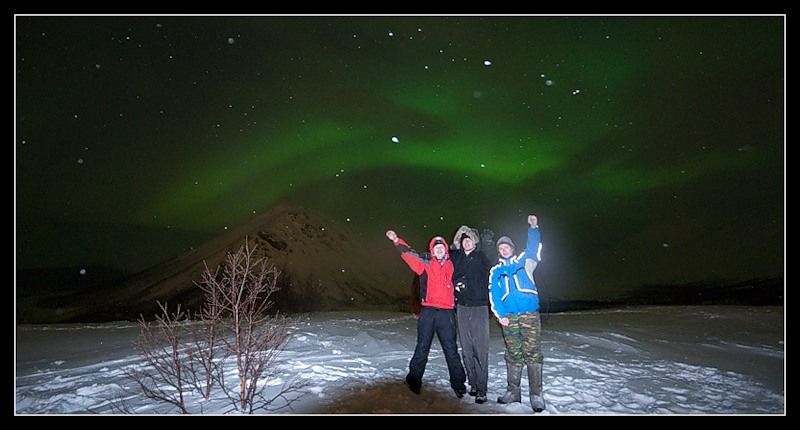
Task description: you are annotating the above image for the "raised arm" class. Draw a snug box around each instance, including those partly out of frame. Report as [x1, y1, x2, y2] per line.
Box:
[386, 229, 429, 275]
[523, 215, 542, 263]
[523, 215, 541, 282]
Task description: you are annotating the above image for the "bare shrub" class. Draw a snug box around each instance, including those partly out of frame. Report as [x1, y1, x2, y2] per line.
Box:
[129, 239, 291, 414]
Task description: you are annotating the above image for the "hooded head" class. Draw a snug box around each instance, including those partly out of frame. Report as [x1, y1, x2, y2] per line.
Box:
[496, 236, 516, 258]
[429, 236, 450, 260]
[460, 233, 476, 253]
[452, 225, 480, 250]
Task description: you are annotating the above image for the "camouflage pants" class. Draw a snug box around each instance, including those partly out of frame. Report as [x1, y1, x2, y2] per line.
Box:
[501, 312, 543, 365]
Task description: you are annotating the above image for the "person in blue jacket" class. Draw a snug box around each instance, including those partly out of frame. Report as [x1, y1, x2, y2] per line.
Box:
[489, 214, 546, 413]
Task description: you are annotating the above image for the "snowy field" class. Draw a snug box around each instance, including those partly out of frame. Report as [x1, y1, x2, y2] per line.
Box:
[16, 306, 784, 414]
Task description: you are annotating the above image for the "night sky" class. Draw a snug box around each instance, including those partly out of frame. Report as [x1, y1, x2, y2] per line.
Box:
[16, 15, 784, 299]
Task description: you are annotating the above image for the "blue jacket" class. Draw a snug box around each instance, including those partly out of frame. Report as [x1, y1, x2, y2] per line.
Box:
[489, 227, 542, 318]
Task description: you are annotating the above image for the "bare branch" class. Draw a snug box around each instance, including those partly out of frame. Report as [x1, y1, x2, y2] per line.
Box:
[130, 238, 293, 414]
[126, 303, 190, 413]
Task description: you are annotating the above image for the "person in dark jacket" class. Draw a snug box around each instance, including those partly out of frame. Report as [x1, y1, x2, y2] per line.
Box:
[449, 225, 493, 404]
[386, 229, 467, 397]
[490, 214, 546, 413]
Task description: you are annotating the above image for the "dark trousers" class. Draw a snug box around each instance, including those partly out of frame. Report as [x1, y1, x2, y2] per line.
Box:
[456, 304, 490, 395]
[407, 306, 466, 391]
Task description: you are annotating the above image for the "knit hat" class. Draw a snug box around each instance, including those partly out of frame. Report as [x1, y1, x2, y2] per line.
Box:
[428, 236, 449, 254]
[496, 235, 515, 250]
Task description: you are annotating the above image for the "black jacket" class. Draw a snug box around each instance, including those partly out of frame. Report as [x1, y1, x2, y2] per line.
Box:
[450, 248, 493, 307]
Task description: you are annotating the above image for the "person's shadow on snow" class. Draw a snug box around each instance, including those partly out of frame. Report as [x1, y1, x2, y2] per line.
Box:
[308, 379, 534, 414]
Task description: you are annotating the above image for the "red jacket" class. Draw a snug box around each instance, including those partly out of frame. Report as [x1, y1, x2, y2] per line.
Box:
[393, 236, 455, 310]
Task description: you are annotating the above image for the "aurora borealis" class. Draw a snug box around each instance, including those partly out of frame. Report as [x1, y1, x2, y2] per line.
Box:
[16, 15, 784, 299]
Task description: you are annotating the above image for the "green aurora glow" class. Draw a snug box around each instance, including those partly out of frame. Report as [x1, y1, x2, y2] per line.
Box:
[16, 16, 784, 296]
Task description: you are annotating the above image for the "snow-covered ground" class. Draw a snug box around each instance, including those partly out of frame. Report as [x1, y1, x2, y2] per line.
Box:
[16, 306, 784, 414]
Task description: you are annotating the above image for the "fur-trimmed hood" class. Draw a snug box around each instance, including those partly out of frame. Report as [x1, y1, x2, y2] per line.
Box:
[452, 225, 480, 250]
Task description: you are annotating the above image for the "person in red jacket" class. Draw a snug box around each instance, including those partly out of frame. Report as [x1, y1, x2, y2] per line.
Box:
[386, 229, 467, 397]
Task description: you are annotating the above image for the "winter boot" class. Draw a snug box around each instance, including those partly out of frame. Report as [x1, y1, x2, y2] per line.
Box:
[528, 363, 546, 412]
[405, 374, 421, 394]
[497, 362, 523, 404]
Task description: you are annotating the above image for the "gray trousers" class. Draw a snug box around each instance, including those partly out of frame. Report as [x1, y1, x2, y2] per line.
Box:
[456, 305, 490, 395]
